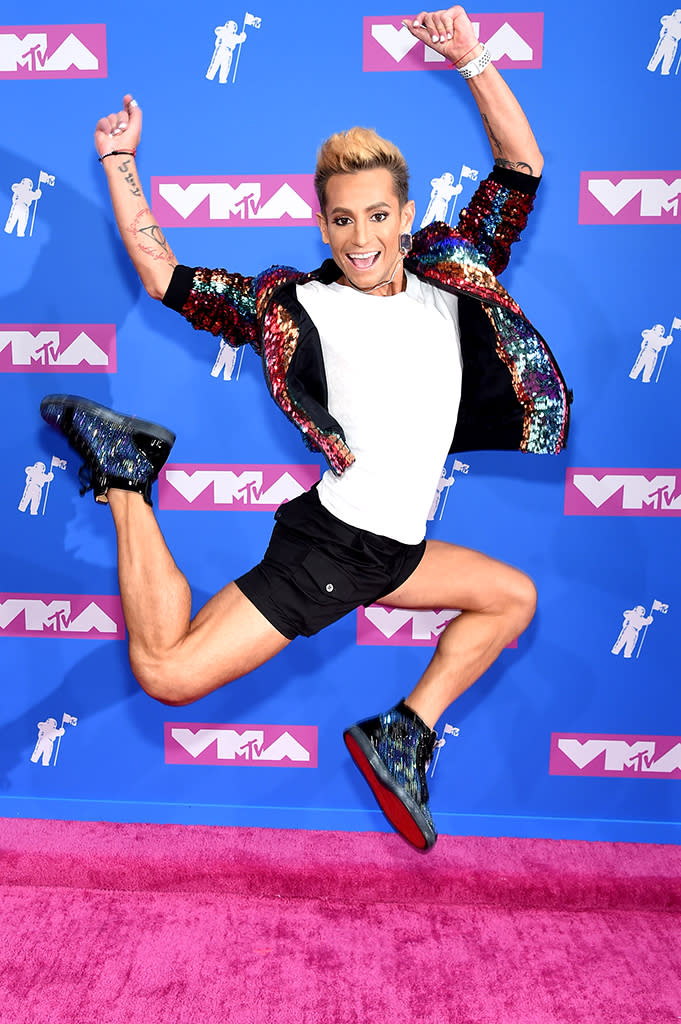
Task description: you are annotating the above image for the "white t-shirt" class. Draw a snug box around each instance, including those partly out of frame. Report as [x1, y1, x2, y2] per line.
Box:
[295, 270, 462, 544]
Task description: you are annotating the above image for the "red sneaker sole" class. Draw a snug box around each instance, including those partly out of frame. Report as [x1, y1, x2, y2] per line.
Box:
[344, 732, 428, 850]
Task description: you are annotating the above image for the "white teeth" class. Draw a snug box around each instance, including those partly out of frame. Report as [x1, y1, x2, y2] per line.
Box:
[347, 252, 379, 265]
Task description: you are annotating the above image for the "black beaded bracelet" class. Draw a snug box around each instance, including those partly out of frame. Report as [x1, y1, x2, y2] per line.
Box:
[98, 149, 137, 163]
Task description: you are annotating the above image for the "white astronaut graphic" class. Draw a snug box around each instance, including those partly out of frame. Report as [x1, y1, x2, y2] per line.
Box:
[206, 12, 261, 85]
[30, 713, 77, 767]
[18, 461, 53, 515]
[611, 600, 668, 659]
[420, 173, 462, 228]
[648, 9, 681, 75]
[428, 466, 455, 521]
[5, 178, 41, 237]
[4, 171, 55, 237]
[420, 165, 478, 229]
[429, 723, 460, 778]
[211, 337, 244, 381]
[428, 459, 469, 521]
[630, 319, 679, 382]
[18, 455, 66, 516]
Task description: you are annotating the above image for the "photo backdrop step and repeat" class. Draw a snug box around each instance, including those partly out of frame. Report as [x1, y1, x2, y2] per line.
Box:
[1, 2, 679, 842]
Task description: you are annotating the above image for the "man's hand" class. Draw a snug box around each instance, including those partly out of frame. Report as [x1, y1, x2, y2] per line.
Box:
[94, 94, 142, 156]
[402, 6, 482, 67]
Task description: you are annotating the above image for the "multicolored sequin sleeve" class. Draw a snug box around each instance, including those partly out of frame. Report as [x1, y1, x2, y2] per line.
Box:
[162, 264, 258, 352]
[457, 165, 540, 276]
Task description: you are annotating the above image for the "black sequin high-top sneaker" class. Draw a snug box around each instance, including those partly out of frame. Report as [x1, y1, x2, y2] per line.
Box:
[343, 700, 438, 851]
[40, 394, 175, 506]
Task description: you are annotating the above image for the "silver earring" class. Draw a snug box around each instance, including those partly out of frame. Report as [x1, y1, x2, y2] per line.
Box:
[399, 232, 412, 255]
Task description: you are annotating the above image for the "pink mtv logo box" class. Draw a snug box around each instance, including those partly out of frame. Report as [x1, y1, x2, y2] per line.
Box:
[151, 175, 318, 228]
[164, 723, 318, 767]
[579, 171, 681, 225]
[363, 13, 543, 71]
[357, 604, 518, 647]
[550, 733, 681, 780]
[0, 593, 124, 638]
[158, 464, 320, 512]
[564, 468, 681, 517]
[0, 24, 107, 79]
[0, 324, 116, 372]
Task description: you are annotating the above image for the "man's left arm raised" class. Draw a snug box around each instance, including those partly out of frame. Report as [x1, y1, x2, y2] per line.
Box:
[404, 6, 543, 176]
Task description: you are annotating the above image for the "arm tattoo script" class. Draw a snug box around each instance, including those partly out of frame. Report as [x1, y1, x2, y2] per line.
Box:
[482, 114, 503, 155]
[116, 158, 141, 196]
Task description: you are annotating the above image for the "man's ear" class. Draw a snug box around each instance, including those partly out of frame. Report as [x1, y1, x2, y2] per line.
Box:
[316, 211, 330, 245]
[401, 199, 416, 234]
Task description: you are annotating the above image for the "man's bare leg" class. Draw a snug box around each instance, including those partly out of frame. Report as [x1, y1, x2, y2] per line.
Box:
[343, 540, 535, 849]
[108, 490, 290, 705]
[377, 539, 537, 727]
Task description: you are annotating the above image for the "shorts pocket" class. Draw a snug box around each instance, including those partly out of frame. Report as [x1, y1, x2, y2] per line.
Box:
[299, 548, 359, 604]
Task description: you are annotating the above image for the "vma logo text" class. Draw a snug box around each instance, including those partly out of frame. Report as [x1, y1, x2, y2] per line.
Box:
[0, 594, 124, 639]
[363, 13, 543, 71]
[579, 172, 681, 224]
[565, 469, 681, 516]
[550, 733, 681, 779]
[151, 175, 317, 227]
[159, 464, 320, 511]
[0, 25, 107, 79]
[357, 604, 518, 647]
[0, 324, 116, 373]
[165, 723, 318, 767]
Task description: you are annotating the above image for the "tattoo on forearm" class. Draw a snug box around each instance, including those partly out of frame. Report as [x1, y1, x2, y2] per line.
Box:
[139, 224, 169, 251]
[482, 115, 534, 175]
[494, 157, 535, 175]
[116, 158, 141, 196]
[482, 114, 503, 155]
[128, 208, 176, 264]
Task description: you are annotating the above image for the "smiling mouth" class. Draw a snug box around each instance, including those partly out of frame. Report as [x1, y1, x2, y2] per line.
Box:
[345, 251, 380, 270]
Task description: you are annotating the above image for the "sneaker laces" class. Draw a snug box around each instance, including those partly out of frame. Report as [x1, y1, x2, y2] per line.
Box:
[415, 730, 436, 803]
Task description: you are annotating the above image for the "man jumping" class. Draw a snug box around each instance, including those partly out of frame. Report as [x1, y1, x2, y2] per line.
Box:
[41, 6, 570, 851]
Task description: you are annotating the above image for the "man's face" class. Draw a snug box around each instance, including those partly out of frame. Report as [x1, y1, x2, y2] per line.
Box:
[317, 168, 414, 296]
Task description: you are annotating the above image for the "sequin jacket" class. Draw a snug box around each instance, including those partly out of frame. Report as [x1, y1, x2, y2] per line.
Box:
[162, 165, 571, 476]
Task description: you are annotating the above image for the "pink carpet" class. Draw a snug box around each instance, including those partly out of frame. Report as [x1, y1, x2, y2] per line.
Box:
[1, 818, 680, 1023]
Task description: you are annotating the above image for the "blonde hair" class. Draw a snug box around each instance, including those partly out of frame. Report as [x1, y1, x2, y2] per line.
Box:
[314, 127, 409, 212]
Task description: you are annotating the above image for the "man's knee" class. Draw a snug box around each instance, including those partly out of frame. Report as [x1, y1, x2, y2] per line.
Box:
[506, 570, 537, 630]
[490, 567, 537, 632]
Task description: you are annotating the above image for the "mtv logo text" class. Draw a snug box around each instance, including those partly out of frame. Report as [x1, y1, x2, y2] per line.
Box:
[550, 734, 681, 780]
[565, 469, 681, 516]
[0, 594, 124, 638]
[158, 464, 320, 511]
[579, 173, 681, 225]
[151, 175, 318, 227]
[363, 13, 543, 71]
[357, 604, 518, 647]
[0, 324, 116, 373]
[0, 25, 107, 79]
[165, 723, 318, 767]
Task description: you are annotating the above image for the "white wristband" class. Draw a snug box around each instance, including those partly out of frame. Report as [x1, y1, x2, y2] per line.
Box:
[457, 44, 492, 79]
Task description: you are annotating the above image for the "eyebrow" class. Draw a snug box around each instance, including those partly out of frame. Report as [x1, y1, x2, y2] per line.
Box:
[328, 201, 392, 216]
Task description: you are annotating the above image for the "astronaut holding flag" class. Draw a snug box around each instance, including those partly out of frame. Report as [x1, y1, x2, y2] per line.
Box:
[630, 318, 678, 383]
[611, 600, 669, 659]
[206, 12, 261, 85]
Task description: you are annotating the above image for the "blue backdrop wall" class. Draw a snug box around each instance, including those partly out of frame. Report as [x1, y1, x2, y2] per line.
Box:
[1, 1, 680, 842]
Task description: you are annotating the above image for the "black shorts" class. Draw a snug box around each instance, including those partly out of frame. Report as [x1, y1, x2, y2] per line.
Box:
[235, 486, 426, 640]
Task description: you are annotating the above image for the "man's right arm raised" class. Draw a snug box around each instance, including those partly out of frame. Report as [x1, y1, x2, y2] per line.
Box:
[95, 94, 176, 301]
